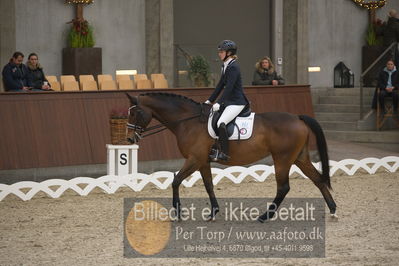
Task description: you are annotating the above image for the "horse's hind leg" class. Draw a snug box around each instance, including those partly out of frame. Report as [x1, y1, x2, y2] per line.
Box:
[199, 163, 219, 221]
[172, 157, 200, 219]
[258, 157, 291, 223]
[295, 150, 337, 217]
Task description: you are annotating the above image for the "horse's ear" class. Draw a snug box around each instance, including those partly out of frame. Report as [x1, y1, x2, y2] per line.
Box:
[125, 93, 137, 105]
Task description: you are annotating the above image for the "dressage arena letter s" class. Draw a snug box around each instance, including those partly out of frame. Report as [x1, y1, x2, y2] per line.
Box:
[120, 153, 128, 165]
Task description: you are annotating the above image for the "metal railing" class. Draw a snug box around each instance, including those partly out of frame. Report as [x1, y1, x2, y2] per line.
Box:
[359, 42, 398, 119]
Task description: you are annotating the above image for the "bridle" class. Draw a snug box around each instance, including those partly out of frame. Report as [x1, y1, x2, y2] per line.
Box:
[126, 100, 208, 142]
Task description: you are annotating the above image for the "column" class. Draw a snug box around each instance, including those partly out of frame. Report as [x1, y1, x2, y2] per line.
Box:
[0, 0, 16, 92]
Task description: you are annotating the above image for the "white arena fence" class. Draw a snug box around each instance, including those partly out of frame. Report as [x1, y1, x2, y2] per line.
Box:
[0, 156, 398, 201]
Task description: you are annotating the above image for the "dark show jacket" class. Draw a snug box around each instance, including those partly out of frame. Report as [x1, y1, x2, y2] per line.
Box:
[208, 60, 249, 106]
[2, 62, 29, 91]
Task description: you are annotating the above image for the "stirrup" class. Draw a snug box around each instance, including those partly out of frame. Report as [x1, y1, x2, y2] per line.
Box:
[209, 148, 219, 162]
[217, 152, 230, 161]
[209, 149, 230, 162]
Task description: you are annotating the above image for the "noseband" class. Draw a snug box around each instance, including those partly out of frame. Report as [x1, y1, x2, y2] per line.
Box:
[126, 105, 145, 133]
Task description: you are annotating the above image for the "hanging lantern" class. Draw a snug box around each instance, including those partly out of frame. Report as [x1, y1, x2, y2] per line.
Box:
[334, 62, 355, 88]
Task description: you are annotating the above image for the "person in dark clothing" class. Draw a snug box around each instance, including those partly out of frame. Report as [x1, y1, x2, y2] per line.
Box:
[383, 10, 399, 68]
[205, 40, 249, 162]
[252, 56, 284, 86]
[26, 53, 51, 91]
[383, 9, 399, 47]
[372, 59, 398, 115]
[2, 51, 30, 92]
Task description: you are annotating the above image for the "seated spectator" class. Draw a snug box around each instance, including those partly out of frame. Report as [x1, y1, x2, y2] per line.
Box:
[26, 53, 51, 91]
[2, 51, 30, 92]
[372, 59, 398, 116]
[252, 56, 284, 86]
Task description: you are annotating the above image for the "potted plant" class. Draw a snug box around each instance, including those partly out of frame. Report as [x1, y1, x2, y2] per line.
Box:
[188, 55, 211, 87]
[110, 108, 129, 145]
[63, 0, 102, 79]
[68, 19, 95, 48]
[362, 21, 386, 87]
[65, 0, 95, 48]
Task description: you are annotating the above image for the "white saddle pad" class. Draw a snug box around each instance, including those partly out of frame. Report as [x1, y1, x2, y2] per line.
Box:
[207, 112, 255, 140]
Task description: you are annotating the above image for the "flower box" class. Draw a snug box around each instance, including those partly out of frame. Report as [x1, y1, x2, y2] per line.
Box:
[110, 118, 129, 145]
[109, 107, 129, 145]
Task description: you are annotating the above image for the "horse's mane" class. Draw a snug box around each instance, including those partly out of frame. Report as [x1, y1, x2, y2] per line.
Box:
[139, 92, 201, 106]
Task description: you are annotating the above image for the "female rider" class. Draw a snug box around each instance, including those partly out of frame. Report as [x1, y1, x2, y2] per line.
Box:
[205, 40, 249, 161]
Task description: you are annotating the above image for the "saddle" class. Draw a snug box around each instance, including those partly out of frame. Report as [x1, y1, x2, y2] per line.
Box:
[207, 105, 255, 140]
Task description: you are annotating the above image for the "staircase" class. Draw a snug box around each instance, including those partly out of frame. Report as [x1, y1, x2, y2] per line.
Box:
[313, 87, 399, 153]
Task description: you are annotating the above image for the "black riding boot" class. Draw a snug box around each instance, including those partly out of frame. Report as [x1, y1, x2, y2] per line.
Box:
[209, 123, 230, 162]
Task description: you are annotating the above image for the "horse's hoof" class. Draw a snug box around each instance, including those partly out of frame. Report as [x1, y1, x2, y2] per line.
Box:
[173, 210, 182, 222]
[330, 213, 338, 219]
[257, 216, 266, 223]
[209, 157, 218, 162]
[206, 215, 216, 222]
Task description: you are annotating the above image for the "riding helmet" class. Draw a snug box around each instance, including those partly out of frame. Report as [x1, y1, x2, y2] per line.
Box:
[218, 40, 237, 55]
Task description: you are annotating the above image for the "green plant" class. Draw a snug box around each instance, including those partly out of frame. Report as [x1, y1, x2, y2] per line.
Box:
[365, 24, 382, 46]
[68, 19, 95, 48]
[188, 55, 211, 87]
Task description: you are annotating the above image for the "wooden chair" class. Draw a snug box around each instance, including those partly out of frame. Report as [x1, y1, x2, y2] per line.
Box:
[97, 74, 113, 88]
[376, 88, 399, 130]
[45, 75, 58, 83]
[136, 79, 153, 89]
[153, 78, 169, 89]
[116, 75, 131, 81]
[118, 79, 135, 90]
[133, 74, 148, 82]
[63, 81, 80, 91]
[60, 76, 77, 90]
[81, 80, 98, 91]
[50, 81, 61, 91]
[79, 75, 95, 88]
[44, 76, 60, 91]
[100, 80, 118, 90]
[151, 73, 166, 82]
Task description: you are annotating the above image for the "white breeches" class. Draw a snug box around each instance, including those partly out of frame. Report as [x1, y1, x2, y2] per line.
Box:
[217, 105, 245, 127]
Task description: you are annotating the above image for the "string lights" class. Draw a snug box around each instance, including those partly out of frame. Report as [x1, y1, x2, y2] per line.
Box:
[65, 0, 93, 4]
[352, 0, 386, 10]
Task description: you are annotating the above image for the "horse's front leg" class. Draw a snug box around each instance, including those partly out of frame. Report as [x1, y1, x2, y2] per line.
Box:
[199, 163, 219, 221]
[172, 157, 200, 220]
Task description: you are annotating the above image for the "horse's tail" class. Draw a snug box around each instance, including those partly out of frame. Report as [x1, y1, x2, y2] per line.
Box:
[298, 114, 331, 190]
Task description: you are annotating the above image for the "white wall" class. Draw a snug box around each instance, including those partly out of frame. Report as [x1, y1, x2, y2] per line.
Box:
[14, 0, 145, 77]
[308, 0, 399, 88]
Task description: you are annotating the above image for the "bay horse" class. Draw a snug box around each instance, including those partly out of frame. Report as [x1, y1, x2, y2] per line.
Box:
[125, 92, 337, 222]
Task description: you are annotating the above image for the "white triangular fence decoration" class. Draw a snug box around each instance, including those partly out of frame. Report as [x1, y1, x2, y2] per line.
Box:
[0, 156, 398, 201]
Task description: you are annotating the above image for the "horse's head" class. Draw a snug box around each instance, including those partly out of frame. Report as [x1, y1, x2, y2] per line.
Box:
[125, 93, 153, 144]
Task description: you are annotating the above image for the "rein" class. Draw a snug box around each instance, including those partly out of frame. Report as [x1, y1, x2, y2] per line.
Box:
[127, 102, 208, 139]
[140, 114, 202, 138]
